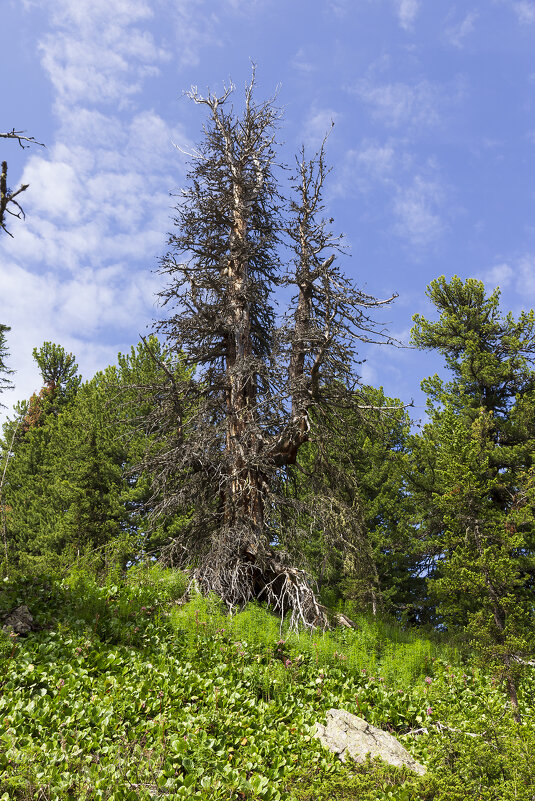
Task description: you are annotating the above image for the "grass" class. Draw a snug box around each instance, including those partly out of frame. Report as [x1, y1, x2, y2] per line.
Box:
[0, 565, 533, 800]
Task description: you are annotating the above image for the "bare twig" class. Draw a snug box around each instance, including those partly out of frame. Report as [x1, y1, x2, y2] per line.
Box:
[405, 721, 479, 738]
[0, 129, 45, 148]
[1, 130, 44, 235]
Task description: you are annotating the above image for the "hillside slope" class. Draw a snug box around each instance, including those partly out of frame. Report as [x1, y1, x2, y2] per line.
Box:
[1, 566, 534, 800]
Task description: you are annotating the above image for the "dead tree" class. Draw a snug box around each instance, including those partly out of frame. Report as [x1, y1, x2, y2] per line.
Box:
[1, 129, 44, 236]
[144, 75, 396, 627]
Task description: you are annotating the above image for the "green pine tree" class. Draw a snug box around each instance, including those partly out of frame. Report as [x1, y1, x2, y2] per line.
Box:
[426, 405, 533, 722]
[410, 276, 535, 720]
[0, 338, 191, 577]
[0, 343, 82, 574]
[285, 386, 419, 617]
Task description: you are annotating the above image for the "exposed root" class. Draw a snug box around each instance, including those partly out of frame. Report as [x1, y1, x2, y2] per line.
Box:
[160, 538, 353, 630]
[192, 555, 329, 630]
[254, 558, 329, 630]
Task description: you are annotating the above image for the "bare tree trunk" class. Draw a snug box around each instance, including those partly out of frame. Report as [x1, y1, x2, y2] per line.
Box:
[222, 150, 265, 553]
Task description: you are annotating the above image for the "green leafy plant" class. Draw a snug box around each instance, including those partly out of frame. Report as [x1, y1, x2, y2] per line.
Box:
[0, 569, 533, 800]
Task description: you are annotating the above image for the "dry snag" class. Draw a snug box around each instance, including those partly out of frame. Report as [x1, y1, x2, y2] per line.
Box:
[0, 129, 44, 236]
[144, 73, 395, 628]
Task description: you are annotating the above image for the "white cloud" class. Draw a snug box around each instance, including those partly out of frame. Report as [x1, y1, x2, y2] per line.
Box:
[22, 159, 82, 222]
[44, 0, 153, 28]
[327, 0, 350, 18]
[479, 262, 514, 290]
[394, 0, 420, 31]
[512, 1, 535, 24]
[393, 175, 444, 248]
[164, 0, 221, 68]
[291, 48, 315, 74]
[353, 79, 441, 130]
[2, 106, 188, 275]
[515, 254, 535, 295]
[38, 0, 169, 108]
[356, 141, 396, 178]
[302, 106, 340, 148]
[333, 138, 447, 250]
[0, 0, 205, 421]
[358, 361, 379, 387]
[492, 0, 535, 25]
[445, 12, 479, 48]
[0, 253, 162, 409]
[331, 140, 398, 199]
[479, 256, 535, 303]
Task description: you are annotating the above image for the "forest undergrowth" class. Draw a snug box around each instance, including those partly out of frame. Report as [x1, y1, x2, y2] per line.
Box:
[0, 564, 534, 801]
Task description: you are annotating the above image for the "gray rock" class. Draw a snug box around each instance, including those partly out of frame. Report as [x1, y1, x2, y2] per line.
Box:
[314, 708, 426, 776]
[2, 605, 36, 636]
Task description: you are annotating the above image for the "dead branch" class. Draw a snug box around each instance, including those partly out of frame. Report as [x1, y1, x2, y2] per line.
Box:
[405, 721, 479, 738]
[1, 129, 44, 235]
[0, 129, 45, 148]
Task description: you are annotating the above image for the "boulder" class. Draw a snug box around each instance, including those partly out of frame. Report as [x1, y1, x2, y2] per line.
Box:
[1, 605, 36, 636]
[314, 708, 426, 776]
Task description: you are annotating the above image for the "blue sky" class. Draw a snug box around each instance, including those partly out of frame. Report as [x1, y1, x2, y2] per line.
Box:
[2, 0, 535, 422]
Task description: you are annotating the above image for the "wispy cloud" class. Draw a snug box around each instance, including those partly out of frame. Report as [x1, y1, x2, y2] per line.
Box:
[479, 262, 515, 290]
[3, 108, 189, 274]
[291, 48, 315, 75]
[355, 141, 397, 179]
[327, 0, 350, 19]
[330, 141, 396, 199]
[516, 255, 535, 296]
[39, 0, 169, 108]
[301, 106, 340, 148]
[352, 78, 442, 131]
[445, 11, 479, 48]
[512, 1, 535, 24]
[0, 112, 177, 399]
[393, 174, 445, 248]
[479, 256, 535, 304]
[393, 0, 420, 31]
[1, 254, 162, 407]
[333, 140, 447, 250]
